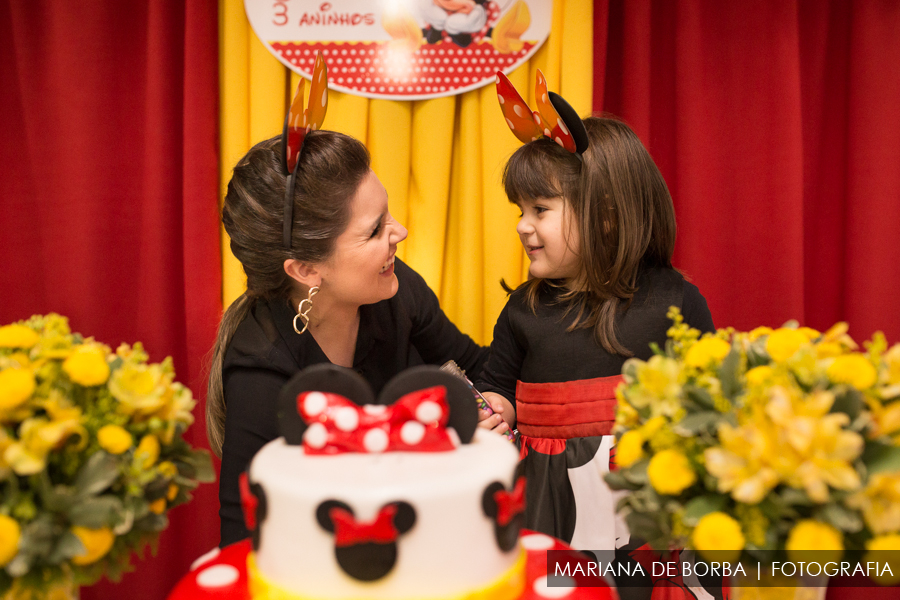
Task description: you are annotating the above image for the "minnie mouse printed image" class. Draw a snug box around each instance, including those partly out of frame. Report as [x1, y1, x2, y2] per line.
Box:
[421, 0, 501, 47]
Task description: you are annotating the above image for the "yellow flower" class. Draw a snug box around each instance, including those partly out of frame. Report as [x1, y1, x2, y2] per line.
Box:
[4, 397, 85, 474]
[626, 355, 683, 417]
[108, 363, 168, 417]
[691, 512, 745, 563]
[785, 520, 843, 563]
[71, 526, 115, 565]
[864, 534, 900, 585]
[167, 483, 179, 501]
[97, 425, 133, 454]
[744, 366, 773, 387]
[766, 328, 810, 362]
[685, 337, 731, 369]
[136, 434, 160, 469]
[705, 422, 781, 504]
[62, 346, 110, 386]
[647, 449, 696, 495]
[615, 431, 645, 468]
[0, 324, 40, 349]
[149, 498, 167, 515]
[815, 342, 843, 359]
[748, 326, 773, 341]
[846, 472, 900, 535]
[798, 327, 821, 341]
[0, 514, 21, 566]
[158, 460, 178, 478]
[827, 353, 878, 390]
[0, 368, 35, 412]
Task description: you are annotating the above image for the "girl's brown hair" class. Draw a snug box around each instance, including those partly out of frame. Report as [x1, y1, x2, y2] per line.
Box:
[503, 116, 676, 356]
[206, 131, 370, 456]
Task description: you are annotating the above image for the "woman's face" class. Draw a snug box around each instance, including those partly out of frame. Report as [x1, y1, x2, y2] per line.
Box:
[515, 196, 581, 280]
[317, 170, 408, 307]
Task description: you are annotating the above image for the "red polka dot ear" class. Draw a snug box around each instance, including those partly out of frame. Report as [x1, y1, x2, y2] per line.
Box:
[496, 71, 543, 144]
[534, 70, 577, 154]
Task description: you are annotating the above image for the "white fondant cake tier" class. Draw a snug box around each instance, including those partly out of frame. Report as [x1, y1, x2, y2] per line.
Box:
[249, 429, 521, 599]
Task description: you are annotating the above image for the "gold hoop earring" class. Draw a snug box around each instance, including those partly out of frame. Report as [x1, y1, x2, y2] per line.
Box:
[293, 286, 319, 334]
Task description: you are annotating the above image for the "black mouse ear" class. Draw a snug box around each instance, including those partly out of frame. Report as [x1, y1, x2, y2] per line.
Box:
[548, 91, 589, 154]
[316, 499, 354, 533]
[278, 364, 375, 445]
[377, 366, 479, 444]
[386, 501, 417, 535]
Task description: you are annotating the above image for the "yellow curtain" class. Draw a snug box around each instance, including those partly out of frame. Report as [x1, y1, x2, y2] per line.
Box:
[219, 0, 593, 345]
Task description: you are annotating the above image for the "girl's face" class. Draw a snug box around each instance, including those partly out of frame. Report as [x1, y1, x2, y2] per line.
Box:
[515, 197, 581, 280]
[317, 170, 408, 307]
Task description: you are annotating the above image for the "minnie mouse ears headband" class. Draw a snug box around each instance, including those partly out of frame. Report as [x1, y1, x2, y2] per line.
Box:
[495, 70, 588, 155]
[282, 52, 329, 250]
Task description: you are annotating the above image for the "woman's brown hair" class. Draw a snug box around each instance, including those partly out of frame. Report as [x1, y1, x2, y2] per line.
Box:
[206, 131, 370, 456]
[502, 116, 676, 356]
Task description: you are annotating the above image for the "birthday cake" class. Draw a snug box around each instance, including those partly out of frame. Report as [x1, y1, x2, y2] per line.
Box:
[168, 365, 616, 600]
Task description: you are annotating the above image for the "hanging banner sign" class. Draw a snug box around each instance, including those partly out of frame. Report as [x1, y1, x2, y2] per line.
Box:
[244, 0, 553, 100]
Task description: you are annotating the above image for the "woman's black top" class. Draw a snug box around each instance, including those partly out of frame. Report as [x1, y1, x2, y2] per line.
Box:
[478, 267, 716, 402]
[218, 259, 488, 546]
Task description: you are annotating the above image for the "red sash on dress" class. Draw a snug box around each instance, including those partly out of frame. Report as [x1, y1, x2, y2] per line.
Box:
[515, 375, 623, 457]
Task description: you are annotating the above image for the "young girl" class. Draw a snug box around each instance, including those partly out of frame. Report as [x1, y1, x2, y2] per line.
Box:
[477, 116, 715, 553]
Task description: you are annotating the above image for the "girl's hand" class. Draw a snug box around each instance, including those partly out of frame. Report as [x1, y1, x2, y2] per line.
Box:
[477, 392, 516, 435]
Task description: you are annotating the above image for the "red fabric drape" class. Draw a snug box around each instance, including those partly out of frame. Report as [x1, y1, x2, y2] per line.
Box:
[594, 0, 900, 346]
[594, 2, 900, 597]
[0, 2, 221, 599]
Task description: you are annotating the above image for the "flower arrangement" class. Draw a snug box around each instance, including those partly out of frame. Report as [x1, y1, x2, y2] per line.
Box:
[0, 314, 214, 596]
[608, 308, 900, 580]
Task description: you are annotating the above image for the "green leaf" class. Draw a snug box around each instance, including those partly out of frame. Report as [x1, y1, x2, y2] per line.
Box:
[605, 470, 642, 491]
[863, 441, 900, 475]
[674, 411, 723, 435]
[831, 388, 863, 420]
[817, 503, 863, 533]
[185, 449, 216, 483]
[780, 488, 814, 506]
[717, 348, 742, 399]
[74, 452, 122, 497]
[681, 495, 728, 526]
[625, 511, 665, 544]
[46, 530, 86, 565]
[622, 460, 649, 486]
[68, 495, 124, 528]
[685, 386, 715, 410]
[134, 513, 168, 533]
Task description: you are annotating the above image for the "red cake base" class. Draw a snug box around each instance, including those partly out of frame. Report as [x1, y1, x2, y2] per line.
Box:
[168, 531, 617, 600]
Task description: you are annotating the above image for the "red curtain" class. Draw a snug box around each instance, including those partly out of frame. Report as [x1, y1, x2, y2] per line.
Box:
[0, 2, 221, 599]
[594, 0, 900, 346]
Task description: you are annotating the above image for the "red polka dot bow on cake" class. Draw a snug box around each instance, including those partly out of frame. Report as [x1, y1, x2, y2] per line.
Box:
[297, 386, 457, 454]
[495, 69, 588, 155]
[276, 364, 481, 454]
[281, 51, 328, 250]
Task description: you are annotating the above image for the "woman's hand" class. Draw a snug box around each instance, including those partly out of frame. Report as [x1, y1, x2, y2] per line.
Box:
[477, 392, 516, 435]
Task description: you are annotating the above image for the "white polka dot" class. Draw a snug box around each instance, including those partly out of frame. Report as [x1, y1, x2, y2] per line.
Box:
[495, 75, 500, 84]
[555, 136, 564, 146]
[505, 118, 515, 129]
[334, 407, 359, 431]
[520, 533, 556, 550]
[558, 120, 569, 135]
[304, 423, 328, 448]
[497, 94, 505, 104]
[363, 428, 389, 452]
[416, 400, 442, 424]
[321, 89, 327, 107]
[190, 547, 220, 571]
[513, 104, 525, 117]
[533, 575, 575, 598]
[197, 565, 240, 588]
[304, 392, 327, 416]
[400, 421, 426, 445]
[544, 128, 552, 137]
[363, 404, 387, 415]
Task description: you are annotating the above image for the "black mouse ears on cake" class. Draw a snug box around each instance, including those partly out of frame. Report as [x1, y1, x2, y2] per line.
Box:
[278, 364, 479, 452]
[282, 51, 329, 250]
[495, 69, 589, 155]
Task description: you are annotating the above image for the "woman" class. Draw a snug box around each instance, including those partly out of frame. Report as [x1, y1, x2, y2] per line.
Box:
[208, 131, 488, 547]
